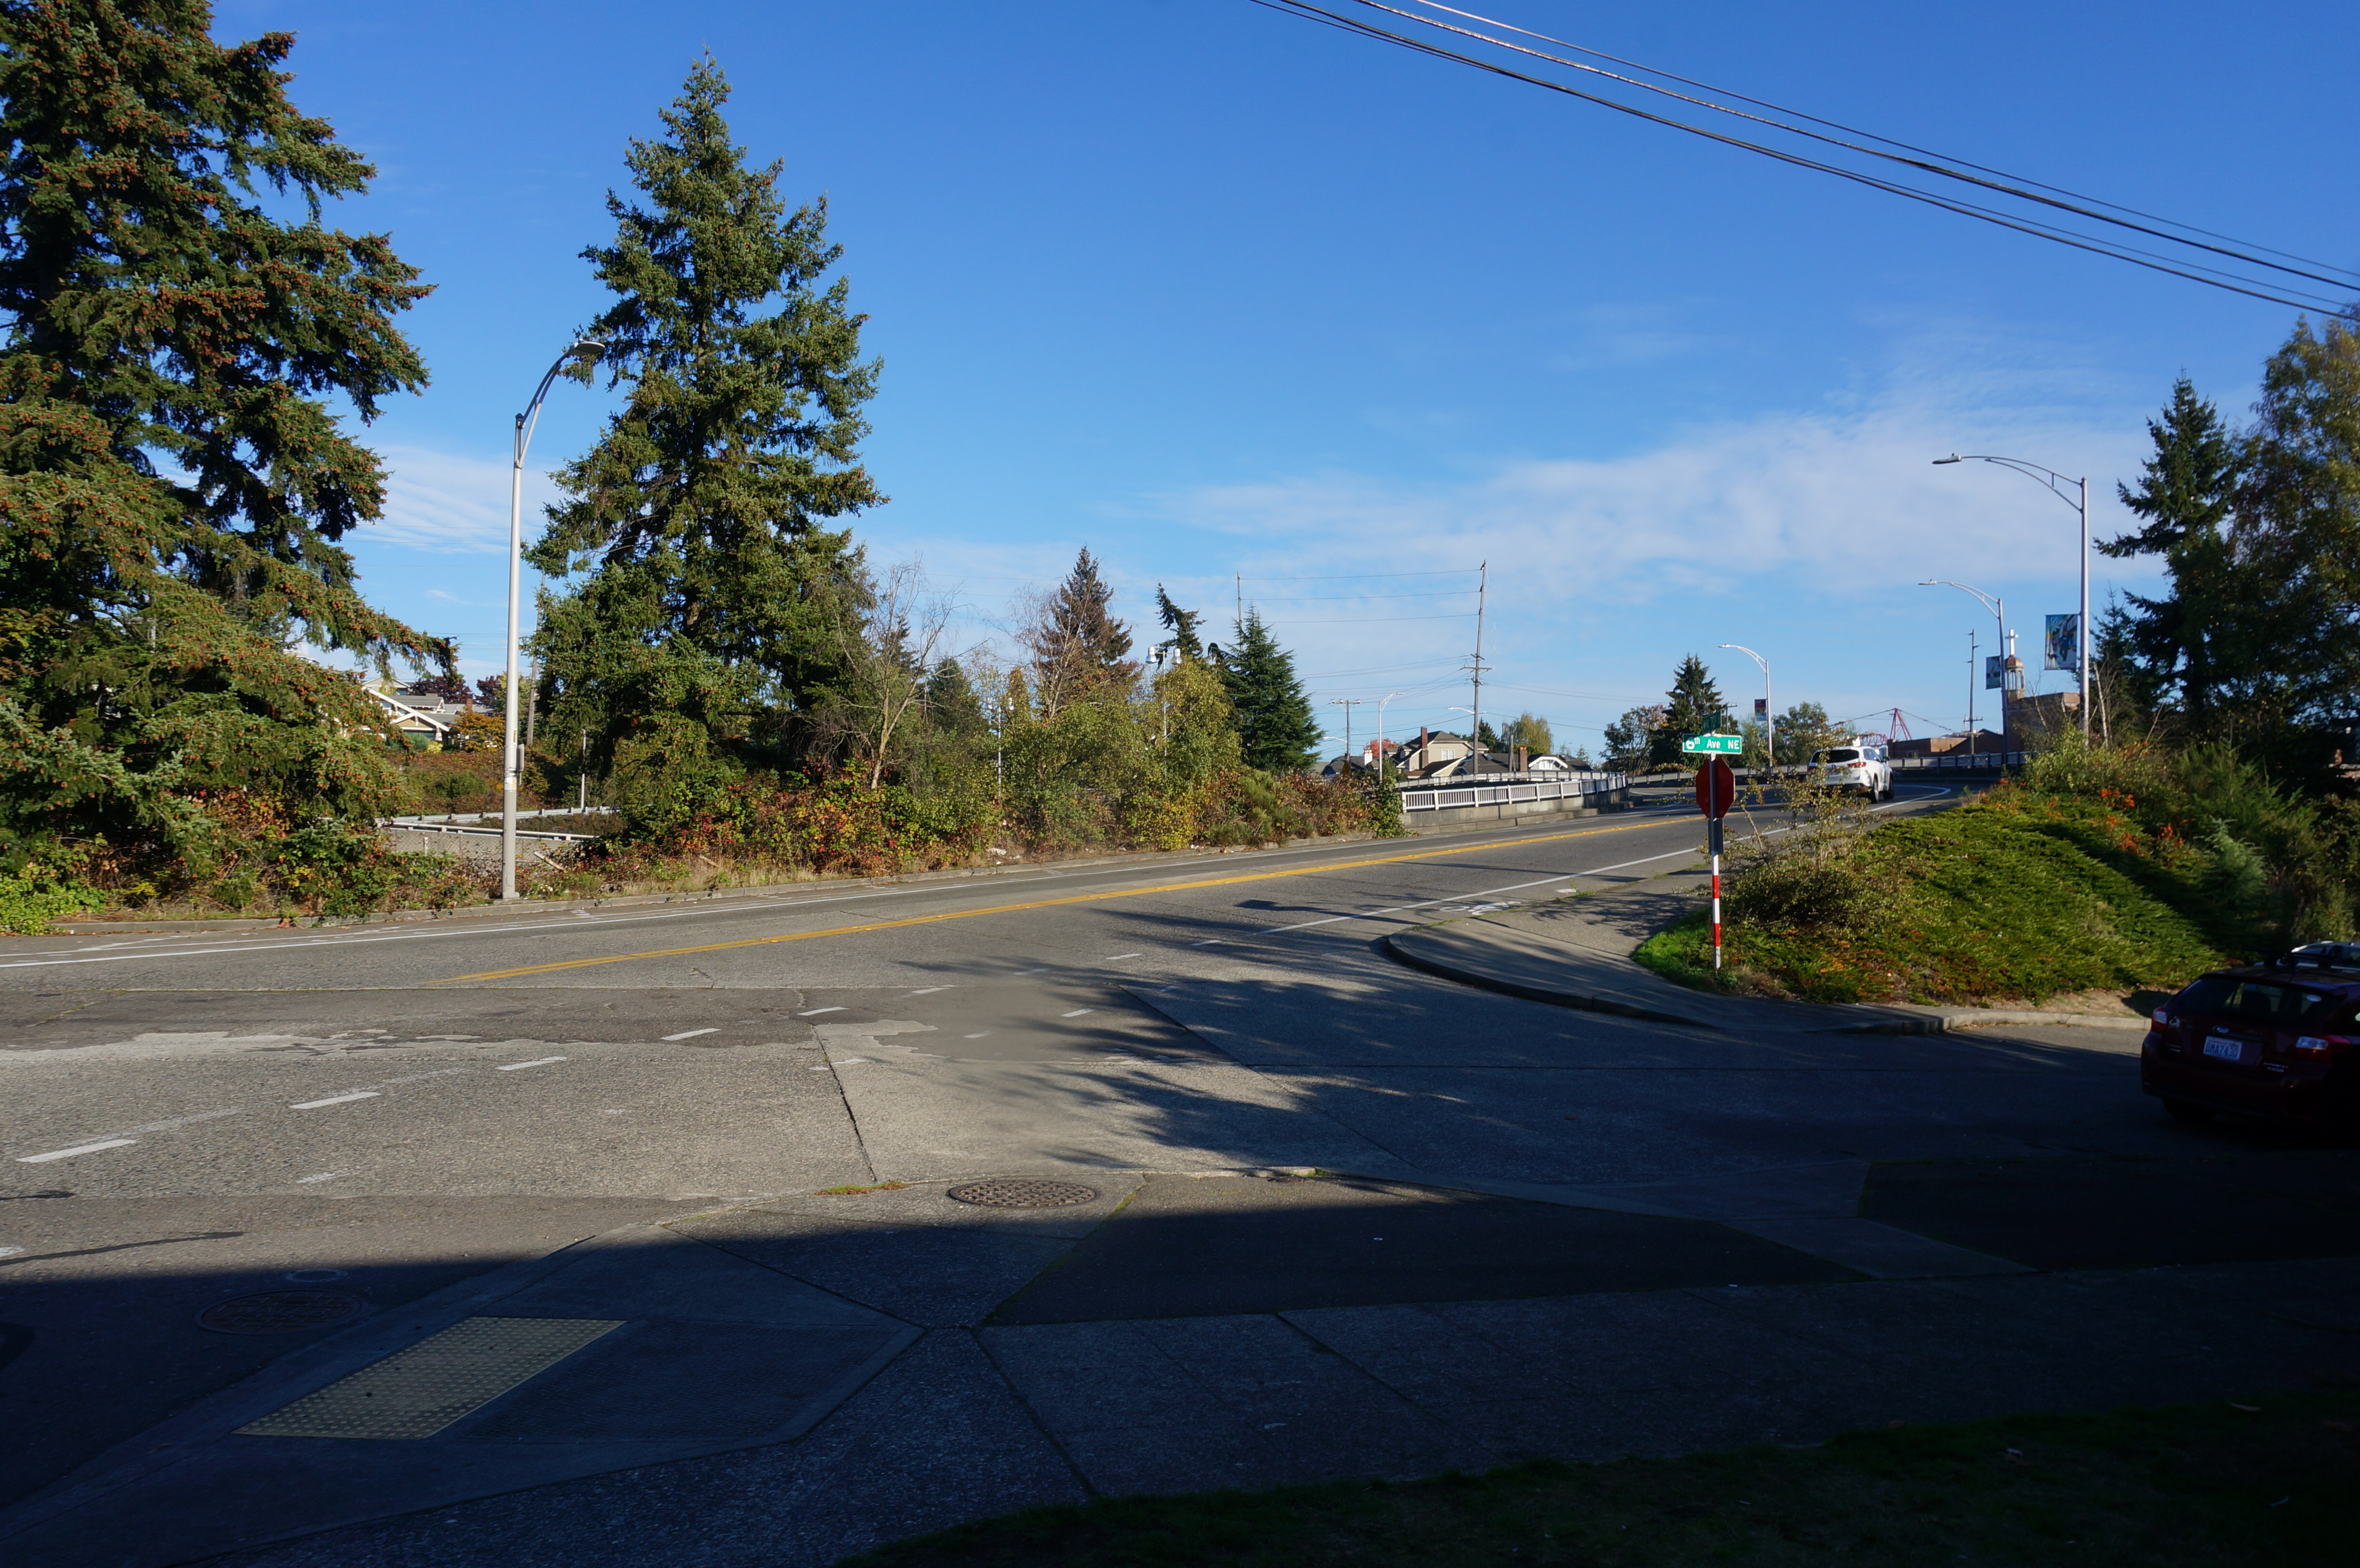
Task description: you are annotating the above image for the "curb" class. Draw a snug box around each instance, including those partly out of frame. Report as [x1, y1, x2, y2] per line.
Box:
[1833, 1009, 2153, 1036]
[1380, 929, 1724, 1030]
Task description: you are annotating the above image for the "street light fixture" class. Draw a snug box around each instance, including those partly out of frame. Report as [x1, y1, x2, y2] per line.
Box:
[1718, 644, 1771, 775]
[1919, 579, 2006, 758]
[1372, 689, 1407, 779]
[1932, 453, 2090, 735]
[500, 337, 603, 902]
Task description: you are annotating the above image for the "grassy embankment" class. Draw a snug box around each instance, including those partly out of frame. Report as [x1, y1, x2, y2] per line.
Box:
[1632, 741, 2360, 1006]
[1634, 784, 2229, 1006]
[839, 1392, 2354, 1568]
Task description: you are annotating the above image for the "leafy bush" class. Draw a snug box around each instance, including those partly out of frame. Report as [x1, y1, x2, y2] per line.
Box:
[0, 871, 103, 934]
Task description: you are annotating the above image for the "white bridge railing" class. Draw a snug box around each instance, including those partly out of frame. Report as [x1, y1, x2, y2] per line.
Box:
[1397, 772, 1628, 814]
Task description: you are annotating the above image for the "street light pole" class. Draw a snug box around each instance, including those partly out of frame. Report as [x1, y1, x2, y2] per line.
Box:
[500, 338, 603, 901]
[1933, 454, 2090, 736]
[1372, 690, 1407, 781]
[1718, 644, 1770, 778]
[1919, 580, 2005, 757]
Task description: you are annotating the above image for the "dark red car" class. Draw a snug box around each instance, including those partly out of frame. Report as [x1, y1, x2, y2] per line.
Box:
[2142, 945, 2360, 1129]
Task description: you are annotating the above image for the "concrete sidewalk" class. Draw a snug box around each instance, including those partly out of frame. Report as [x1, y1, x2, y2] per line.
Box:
[6, 1167, 2357, 1568]
[1385, 876, 2154, 1036]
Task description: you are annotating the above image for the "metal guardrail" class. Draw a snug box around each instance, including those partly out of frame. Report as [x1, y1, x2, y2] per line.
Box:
[380, 806, 616, 844]
[1889, 751, 2031, 770]
[1397, 772, 1628, 814]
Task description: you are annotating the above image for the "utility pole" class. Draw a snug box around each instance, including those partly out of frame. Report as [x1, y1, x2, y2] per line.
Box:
[1235, 570, 1243, 633]
[1472, 561, 1487, 750]
[1967, 630, 1977, 760]
[578, 728, 590, 812]
[1328, 698, 1364, 766]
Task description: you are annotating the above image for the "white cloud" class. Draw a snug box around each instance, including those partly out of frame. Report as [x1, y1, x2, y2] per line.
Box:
[369, 444, 568, 554]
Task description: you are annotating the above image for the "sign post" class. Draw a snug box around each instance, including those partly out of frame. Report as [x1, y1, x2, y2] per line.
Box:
[1692, 757, 1736, 970]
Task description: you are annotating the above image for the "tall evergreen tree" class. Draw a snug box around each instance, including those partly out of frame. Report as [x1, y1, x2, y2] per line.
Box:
[1155, 584, 1204, 661]
[1018, 548, 1135, 719]
[0, 0, 442, 869]
[2097, 378, 2243, 731]
[1216, 610, 1321, 772]
[1647, 655, 1726, 767]
[529, 58, 881, 818]
[2236, 314, 2360, 749]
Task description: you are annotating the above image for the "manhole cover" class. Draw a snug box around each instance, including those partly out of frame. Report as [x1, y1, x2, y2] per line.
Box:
[947, 1178, 1100, 1209]
[198, 1290, 367, 1335]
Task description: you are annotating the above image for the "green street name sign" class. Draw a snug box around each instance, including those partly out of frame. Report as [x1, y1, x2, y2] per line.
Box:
[1680, 733, 1743, 755]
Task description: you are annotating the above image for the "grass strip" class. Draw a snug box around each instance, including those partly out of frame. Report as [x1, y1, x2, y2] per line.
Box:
[836, 1390, 2356, 1567]
[1634, 791, 2228, 1004]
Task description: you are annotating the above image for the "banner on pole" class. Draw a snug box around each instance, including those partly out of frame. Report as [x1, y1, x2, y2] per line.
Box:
[1985, 654, 2004, 691]
[2044, 613, 2079, 672]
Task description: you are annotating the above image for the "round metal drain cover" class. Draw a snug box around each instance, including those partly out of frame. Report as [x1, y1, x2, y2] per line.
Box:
[198, 1290, 367, 1335]
[947, 1178, 1100, 1209]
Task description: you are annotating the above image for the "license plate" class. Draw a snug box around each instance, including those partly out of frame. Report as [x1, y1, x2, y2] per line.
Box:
[2202, 1035, 2245, 1062]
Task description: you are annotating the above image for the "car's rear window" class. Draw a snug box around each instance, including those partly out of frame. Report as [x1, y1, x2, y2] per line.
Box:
[1814, 748, 1860, 763]
[2176, 976, 2338, 1023]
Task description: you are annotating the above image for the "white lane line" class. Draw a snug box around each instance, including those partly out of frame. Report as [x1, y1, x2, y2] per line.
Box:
[1104, 953, 1143, 961]
[963, 1030, 995, 1039]
[795, 1008, 846, 1017]
[1060, 1008, 1095, 1017]
[290, 1091, 380, 1110]
[662, 1028, 720, 1040]
[496, 1056, 568, 1071]
[833, 1056, 870, 1065]
[906, 986, 947, 994]
[1191, 939, 1222, 946]
[295, 1171, 348, 1184]
[16, 1139, 137, 1164]
[1010, 967, 1048, 975]
[0, 1245, 24, 1257]
[1247, 839, 1757, 940]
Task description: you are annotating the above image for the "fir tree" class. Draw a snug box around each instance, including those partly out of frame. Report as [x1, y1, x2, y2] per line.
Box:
[1020, 548, 1135, 716]
[1155, 584, 1204, 661]
[529, 58, 882, 816]
[1647, 656, 1726, 768]
[1217, 610, 1321, 772]
[2097, 378, 2243, 730]
[0, 0, 442, 869]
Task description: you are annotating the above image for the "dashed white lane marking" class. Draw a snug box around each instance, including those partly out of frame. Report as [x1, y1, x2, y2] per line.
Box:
[1192, 939, 1222, 946]
[796, 1008, 846, 1017]
[1104, 953, 1143, 961]
[496, 1056, 568, 1071]
[963, 1031, 995, 1039]
[290, 1091, 380, 1110]
[1010, 967, 1048, 975]
[18, 1139, 137, 1163]
[905, 986, 948, 994]
[295, 1171, 347, 1184]
[1059, 1008, 1095, 1017]
[662, 1028, 720, 1041]
[833, 1056, 870, 1066]
[0, 1245, 24, 1257]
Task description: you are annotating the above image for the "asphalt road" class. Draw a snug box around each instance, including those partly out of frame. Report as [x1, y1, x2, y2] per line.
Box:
[5, 778, 2277, 1520]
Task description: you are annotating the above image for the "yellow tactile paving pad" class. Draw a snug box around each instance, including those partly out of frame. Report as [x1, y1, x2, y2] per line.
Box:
[236, 1316, 626, 1440]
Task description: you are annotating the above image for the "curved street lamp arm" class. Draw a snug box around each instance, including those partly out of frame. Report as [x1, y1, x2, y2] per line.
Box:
[1918, 578, 2002, 620]
[1933, 453, 2082, 508]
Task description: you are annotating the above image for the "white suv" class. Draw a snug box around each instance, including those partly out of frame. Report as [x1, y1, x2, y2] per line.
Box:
[1808, 739, 1893, 800]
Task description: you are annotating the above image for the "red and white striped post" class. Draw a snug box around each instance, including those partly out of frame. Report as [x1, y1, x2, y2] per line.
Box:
[1693, 758, 1735, 971]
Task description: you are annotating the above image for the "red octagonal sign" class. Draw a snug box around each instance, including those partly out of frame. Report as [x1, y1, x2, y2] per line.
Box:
[1694, 758, 1736, 820]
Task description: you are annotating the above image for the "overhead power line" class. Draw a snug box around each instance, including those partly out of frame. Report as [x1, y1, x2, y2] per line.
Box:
[1250, 0, 2358, 313]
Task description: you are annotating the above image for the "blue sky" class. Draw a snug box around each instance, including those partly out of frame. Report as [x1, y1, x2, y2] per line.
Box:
[239, 0, 2360, 755]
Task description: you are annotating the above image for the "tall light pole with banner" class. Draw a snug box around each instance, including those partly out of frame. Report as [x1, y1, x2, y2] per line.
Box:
[499, 338, 603, 902]
[1933, 454, 2089, 735]
[1919, 580, 2005, 756]
[1719, 644, 1770, 774]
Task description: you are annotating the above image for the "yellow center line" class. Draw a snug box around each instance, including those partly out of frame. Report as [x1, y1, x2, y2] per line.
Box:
[438, 816, 1682, 982]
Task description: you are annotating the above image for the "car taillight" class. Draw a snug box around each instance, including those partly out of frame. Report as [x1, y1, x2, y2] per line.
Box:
[2151, 1008, 2170, 1026]
[1847, 760, 1865, 769]
[2293, 1034, 2352, 1056]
